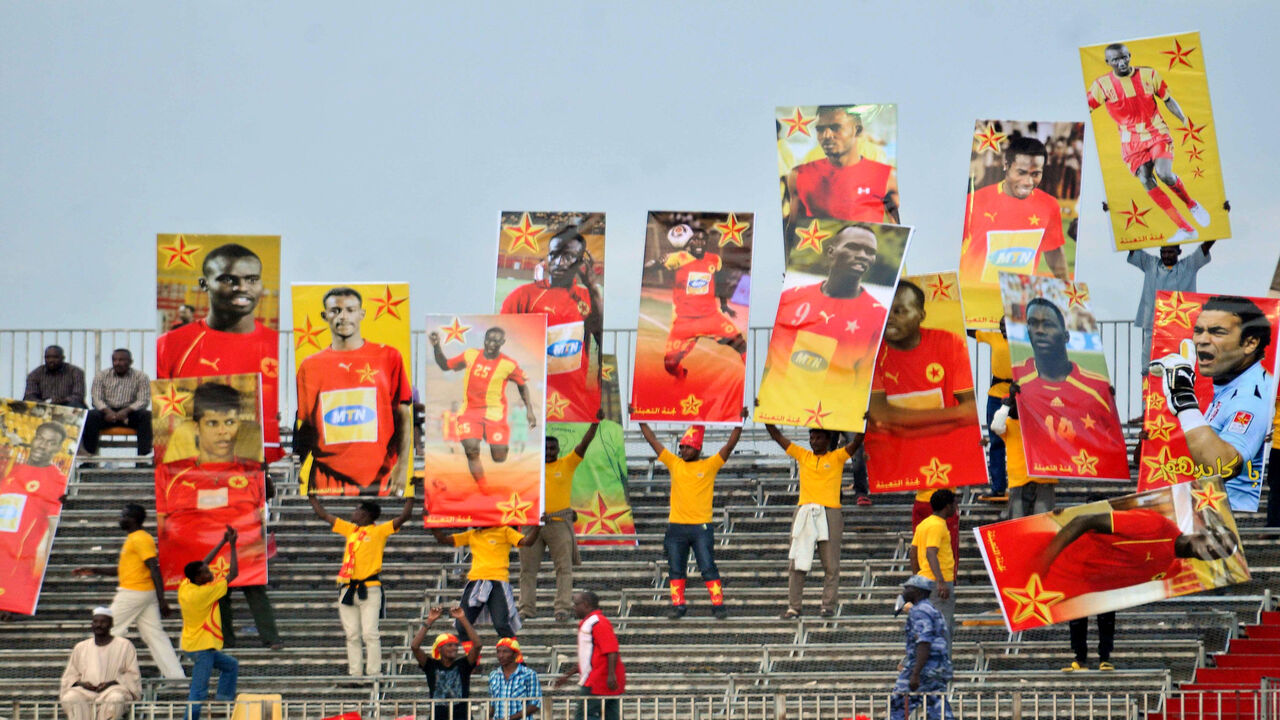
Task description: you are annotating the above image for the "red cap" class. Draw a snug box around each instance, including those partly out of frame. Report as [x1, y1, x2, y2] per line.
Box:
[679, 425, 705, 451]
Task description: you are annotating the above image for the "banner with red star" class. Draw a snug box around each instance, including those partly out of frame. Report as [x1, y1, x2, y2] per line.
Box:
[0, 400, 86, 615]
[975, 479, 1249, 632]
[1001, 274, 1130, 480]
[149, 374, 269, 589]
[422, 313, 547, 527]
[1080, 32, 1231, 248]
[155, 234, 281, 333]
[546, 420, 637, 546]
[495, 211, 606, 423]
[629, 211, 754, 426]
[959, 119, 1084, 329]
[1138, 291, 1280, 511]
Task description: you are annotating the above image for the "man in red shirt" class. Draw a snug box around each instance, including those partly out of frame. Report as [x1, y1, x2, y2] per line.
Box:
[785, 106, 899, 253]
[156, 243, 282, 462]
[1088, 43, 1209, 243]
[500, 225, 602, 423]
[555, 590, 625, 720]
[0, 421, 70, 615]
[296, 287, 413, 496]
[654, 228, 746, 380]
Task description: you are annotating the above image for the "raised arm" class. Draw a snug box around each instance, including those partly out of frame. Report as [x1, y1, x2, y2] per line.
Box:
[717, 425, 743, 462]
[574, 420, 600, 457]
[637, 422, 665, 456]
[450, 605, 482, 664]
[411, 605, 445, 666]
[840, 432, 864, 455]
[430, 528, 456, 547]
[224, 527, 240, 584]
[202, 528, 231, 566]
[428, 332, 451, 371]
[308, 492, 338, 526]
[391, 476, 415, 530]
[764, 423, 791, 451]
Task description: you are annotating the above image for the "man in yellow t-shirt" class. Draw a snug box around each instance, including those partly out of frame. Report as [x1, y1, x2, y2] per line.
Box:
[178, 526, 239, 720]
[910, 488, 957, 639]
[433, 521, 540, 638]
[309, 478, 415, 678]
[519, 417, 600, 622]
[765, 424, 861, 618]
[971, 318, 1011, 500]
[73, 503, 184, 679]
[637, 421, 743, 620]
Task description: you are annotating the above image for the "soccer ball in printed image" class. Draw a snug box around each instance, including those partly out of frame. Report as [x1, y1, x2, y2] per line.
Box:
[667, 223, 694, 249]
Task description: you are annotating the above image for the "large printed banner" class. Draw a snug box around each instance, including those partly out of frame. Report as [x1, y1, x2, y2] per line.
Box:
[156, 234, 283, 463]
[0, 401, 85, 615]
[755, 221, 911, 432]
[960, 120, 1083, 328]
[152, 375, 268, 589]
[1139, 292, 1280, 512]
[424, 314, 546, 527]
[496, 212, 605, 424]
[865, 272, 987, 493]
[976, 478, 1249, 632]
[777, 104, 899, 259]
[629, 212, 752, 425]
[292, 283, 413, 497]
[1002, 275, 1129, 479]
[547, 421, 637, 546]
[1080, 32, 1230, 249]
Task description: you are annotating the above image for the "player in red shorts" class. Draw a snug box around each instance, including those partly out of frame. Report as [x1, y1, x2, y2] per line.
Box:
[1088, 43, 1209, 244]
[499, 224, 602, 422]
[295, 287, 413, 497]
[785, 106, 899, 253]
[156, 243, 282, 462]
[0, 421, 70, 615]
[652, 227, 746, 380]
[430, 327, 536, 493]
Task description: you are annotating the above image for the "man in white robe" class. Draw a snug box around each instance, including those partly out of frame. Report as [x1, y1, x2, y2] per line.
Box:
[60, 607, 142, 720]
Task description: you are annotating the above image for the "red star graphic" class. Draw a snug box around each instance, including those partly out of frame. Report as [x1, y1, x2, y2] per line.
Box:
[973, 124, 1008, 154]
[1191, 166, 1205, 179]
[1117, 199, 1151, 230]
[926, 275, 954, 301]
[370, 285, 407, 320]
[802, 402, 831, 427]
[1177, 118, 1205, 146]
[1192, 483, 1227, 512]
[154, 384, 191, 419]
[546, 392, 571, 420]
[293, 315, 327, 351]
[795, 220, 831, 254]
[159, 235, 202, 269]
[1064, 284, 1089, 309]
[1187, 146, 1205, 162]
[1155, 292, 1201, 330]
[503, 212, 546, 255]
[441, 317, 471, 344]
[577, 491, 630, 535]
[713, 213, 749, 247]
[1161, 38, 1197, 70]
[780, 107, 815, 138]
[1145, 414, 1177, 442]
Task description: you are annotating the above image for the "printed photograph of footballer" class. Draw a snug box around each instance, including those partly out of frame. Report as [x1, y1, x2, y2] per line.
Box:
[496, 212, 605, 424]
[0, 401, 85, 615]
[629, 212, 753, 425]
[1143, 293, 1280, 512]
[151, 376, 268, 589]
[424, 314, 546, 528]
[777, 105, 899, 257]
[976, 479, 1248, 632]
[292, 284, 413, 497]
[755, 221, 911, 432]
[155, 236, 283, 462]
[1080, 33, 1231, 248]
[961, 122, 1083, 328]
[1001, 275, 1129, 480]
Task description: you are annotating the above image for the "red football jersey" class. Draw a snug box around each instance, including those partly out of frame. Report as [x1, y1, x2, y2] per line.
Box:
[871, 327, 974, 397]
[3, 464, 67, 504]
[961, 182, 1065, 285]
[156, 320, 281, 462]
[297, 342, 412, 492]
[447, 350, 527, 420]
[794, 157, 893, 223]
[1042, 509, 1183, 597]
[1087, 67, 1171, 143]
[154, 458, 267, 588]
[500, 281, 599, 421]
[1015, 358, 1129, 479]
[664, 252, 723, 319]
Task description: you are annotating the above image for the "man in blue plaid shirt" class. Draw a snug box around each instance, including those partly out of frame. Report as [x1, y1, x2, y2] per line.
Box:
[487, 637, 541, 719]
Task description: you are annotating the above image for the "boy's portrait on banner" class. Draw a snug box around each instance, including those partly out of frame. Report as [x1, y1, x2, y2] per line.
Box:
[0, 401, 85, 615]
[755, 221, 910, 432]
[1001, 275, 1129, 480]
[976, 479, 1249, 632]
[292, 283, 413, 497]
[151, 374, 268, 589]
[424, 314, 546, 527]
[496, 212, 605, 424]
[961, 120, 1083, 328]
[1080, 32, 1230, 248]
[629, 212, 752, 425]
[1141, 292, 1280, 512]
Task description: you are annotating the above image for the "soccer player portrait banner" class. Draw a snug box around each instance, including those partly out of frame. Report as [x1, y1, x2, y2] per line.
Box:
[1080, 32, 1229, 249]
[0, 401, 86, 615]
[864, 272, 988, 493]
[754, 220, 912, 432]
[960, 119, 1084, 328]
[151, 374, 269, 589]
[629, 212, 753, 425]
[976, 478, 1249, 632]
[291, 282, 414, 497]
[423, 313, 546, 528]
[1140, 292, 1280, 512]
[495, 211, 605, 424]
[1001, 275, 1129, 480]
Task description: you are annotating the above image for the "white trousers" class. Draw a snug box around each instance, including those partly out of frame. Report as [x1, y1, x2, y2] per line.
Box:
[338, 585, 382, 677]
[110, 588, 185, 679]
[60, 685, 135, 720]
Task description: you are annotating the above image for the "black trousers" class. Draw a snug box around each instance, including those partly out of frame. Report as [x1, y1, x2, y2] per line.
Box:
[82, 408, 153, 454]
[1069, 612, 1115, 663]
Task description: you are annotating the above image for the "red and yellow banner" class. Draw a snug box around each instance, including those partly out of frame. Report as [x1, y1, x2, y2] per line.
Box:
[976, 479, 1248, 632]
[151, 374, 268, 589]
[546, 420, 636, 546]
[629, 212, 752, 425]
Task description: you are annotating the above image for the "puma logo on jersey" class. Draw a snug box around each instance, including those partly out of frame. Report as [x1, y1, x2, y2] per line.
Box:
[338, 362, 352, 372]
[856, 187, 872, 195]
[198, 358, 222, 371]
[817, 311, 835, 324]
[984, 211, 998, 221]
[884, 371, 899, 384]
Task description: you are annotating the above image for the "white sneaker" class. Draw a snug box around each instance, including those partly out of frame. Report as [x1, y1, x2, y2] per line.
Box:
[1167, 227, 1199, 244]
[1188, 203, 1210, 227]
